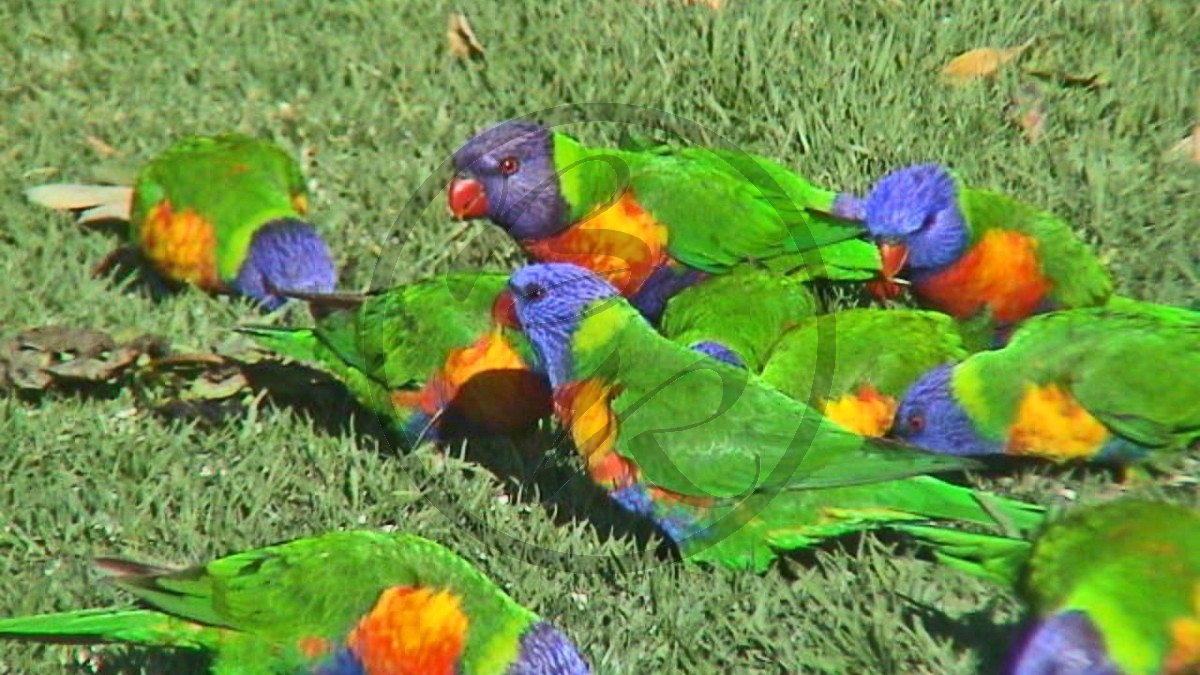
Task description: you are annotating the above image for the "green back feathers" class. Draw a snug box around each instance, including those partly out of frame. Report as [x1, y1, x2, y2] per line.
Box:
[0, 532, 541, 674]
[1022, 498, 1200, 673]
[659, 266, 821, 372]
[567, 299, 978, 499]
[956, 179, 1114, 310]
[124, 531, 536, 669]
[686, 475, 1045, 573]
[0, 607, 217, 651]
[760, 309, 967, 403]
[551, 132, 872, 276]
[244, 272, 533, 421]
[131, 134, 309, 280]
[953, 303, 1200, 450]
[350, 273, 532, 389]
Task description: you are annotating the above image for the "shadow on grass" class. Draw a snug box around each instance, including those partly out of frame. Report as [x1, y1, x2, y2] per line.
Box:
[81, 219, 184, 305]
[150, 361, 676, 563]
[899, 594, 1024, 673]
[89, 647, 211, 675]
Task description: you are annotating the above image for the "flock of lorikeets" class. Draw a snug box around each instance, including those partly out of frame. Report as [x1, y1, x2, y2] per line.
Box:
[3, 126, 1197, 674]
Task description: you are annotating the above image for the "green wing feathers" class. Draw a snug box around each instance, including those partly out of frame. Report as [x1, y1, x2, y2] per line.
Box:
[891, 524, 1034, 589]
[964, 303, 1200, 453]
[580, 310, 980, 500]
[659, 266, 821, 371]
[1024, 499, 1200, 614]
[131, 134, 310, 280]
[558, 132, 873, 277]
[686, 475, 1044, 573]
[958, 186, 1114, 310]
[0, 608, 217, 650]
[760, 309, 967, 402]
[242, 272, 527, 422]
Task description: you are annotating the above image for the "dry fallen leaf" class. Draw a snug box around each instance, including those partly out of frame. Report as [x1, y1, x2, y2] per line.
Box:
[1164, 125, 1200, 164]
[84, 135, 121, 158]
[683, 0, 723, 8]
[0, 326, 169, 392]
[940, 39, 1035, 85]
[447, 12, 485, 60]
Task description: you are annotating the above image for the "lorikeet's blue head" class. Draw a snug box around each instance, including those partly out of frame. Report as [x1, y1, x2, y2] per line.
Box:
[892, 364, 1001, 456]
[1007, 610, 1118, 675]
[508, 262, 622, 388]
[508, 621, 594, 675]
[689, 340, 747, 369]
[234, 218, 337, 310]
[863, 164, 970, 292]
[449, 120, 567, 240]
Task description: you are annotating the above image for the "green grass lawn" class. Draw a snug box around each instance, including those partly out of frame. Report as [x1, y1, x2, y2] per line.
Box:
[2, 0, 1197, 672]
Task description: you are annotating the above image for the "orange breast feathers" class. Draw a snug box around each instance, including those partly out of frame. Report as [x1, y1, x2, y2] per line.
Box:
[391, 329, 550, 434]
[1005, 382, 1111, 462]
[519, 192, 671, 297]
[819, 384, 899, 438]
[136, 200, 223, 290]
[1166, 584, 1200, 674]
[552, 379, 638, 489]
[346, 586, 468, 675]
[914, 229, 1053, 324]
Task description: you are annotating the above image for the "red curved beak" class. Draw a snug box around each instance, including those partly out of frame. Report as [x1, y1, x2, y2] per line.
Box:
[867, 242, 910, 301]
[448, 177, 489, 220]
[491, 289, 521, 330]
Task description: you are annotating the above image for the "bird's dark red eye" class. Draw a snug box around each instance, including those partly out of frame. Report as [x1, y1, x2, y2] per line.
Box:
[906, 413, 925, 434]
[525, 283, 545, 301]
[499, 157, 519, 175]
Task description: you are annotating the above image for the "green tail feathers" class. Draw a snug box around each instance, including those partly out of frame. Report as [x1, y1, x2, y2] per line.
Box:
[0, 608, 214, 649]
[892, 524, 1033, 589]
[237, 325, 322, 364]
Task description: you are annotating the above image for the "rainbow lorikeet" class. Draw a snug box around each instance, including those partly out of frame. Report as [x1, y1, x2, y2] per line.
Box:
[240, 272, 551, 445]
[892, 302, 1200, 472]
[755, 308, 969, 438]
[505, 262, 1046, 572]
[852, 164, 1114, 344]
[0, 530, 591, 675]
[447, 120, 877, 323]
[899, 498, 1200, 675]
[492, 263, 826, 373]
[25, 133, 336, 310]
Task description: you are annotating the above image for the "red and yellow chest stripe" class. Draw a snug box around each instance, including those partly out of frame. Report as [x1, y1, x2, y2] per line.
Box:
[1005, 382, 1111, 461]
[552, 378, 635, 489]
[136, 199, 223, 290]
[915, 229, 1053, 324]
[520, 192, 671, 298]
[390, 329, 550, 435]
[552, 379, 715, 508]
